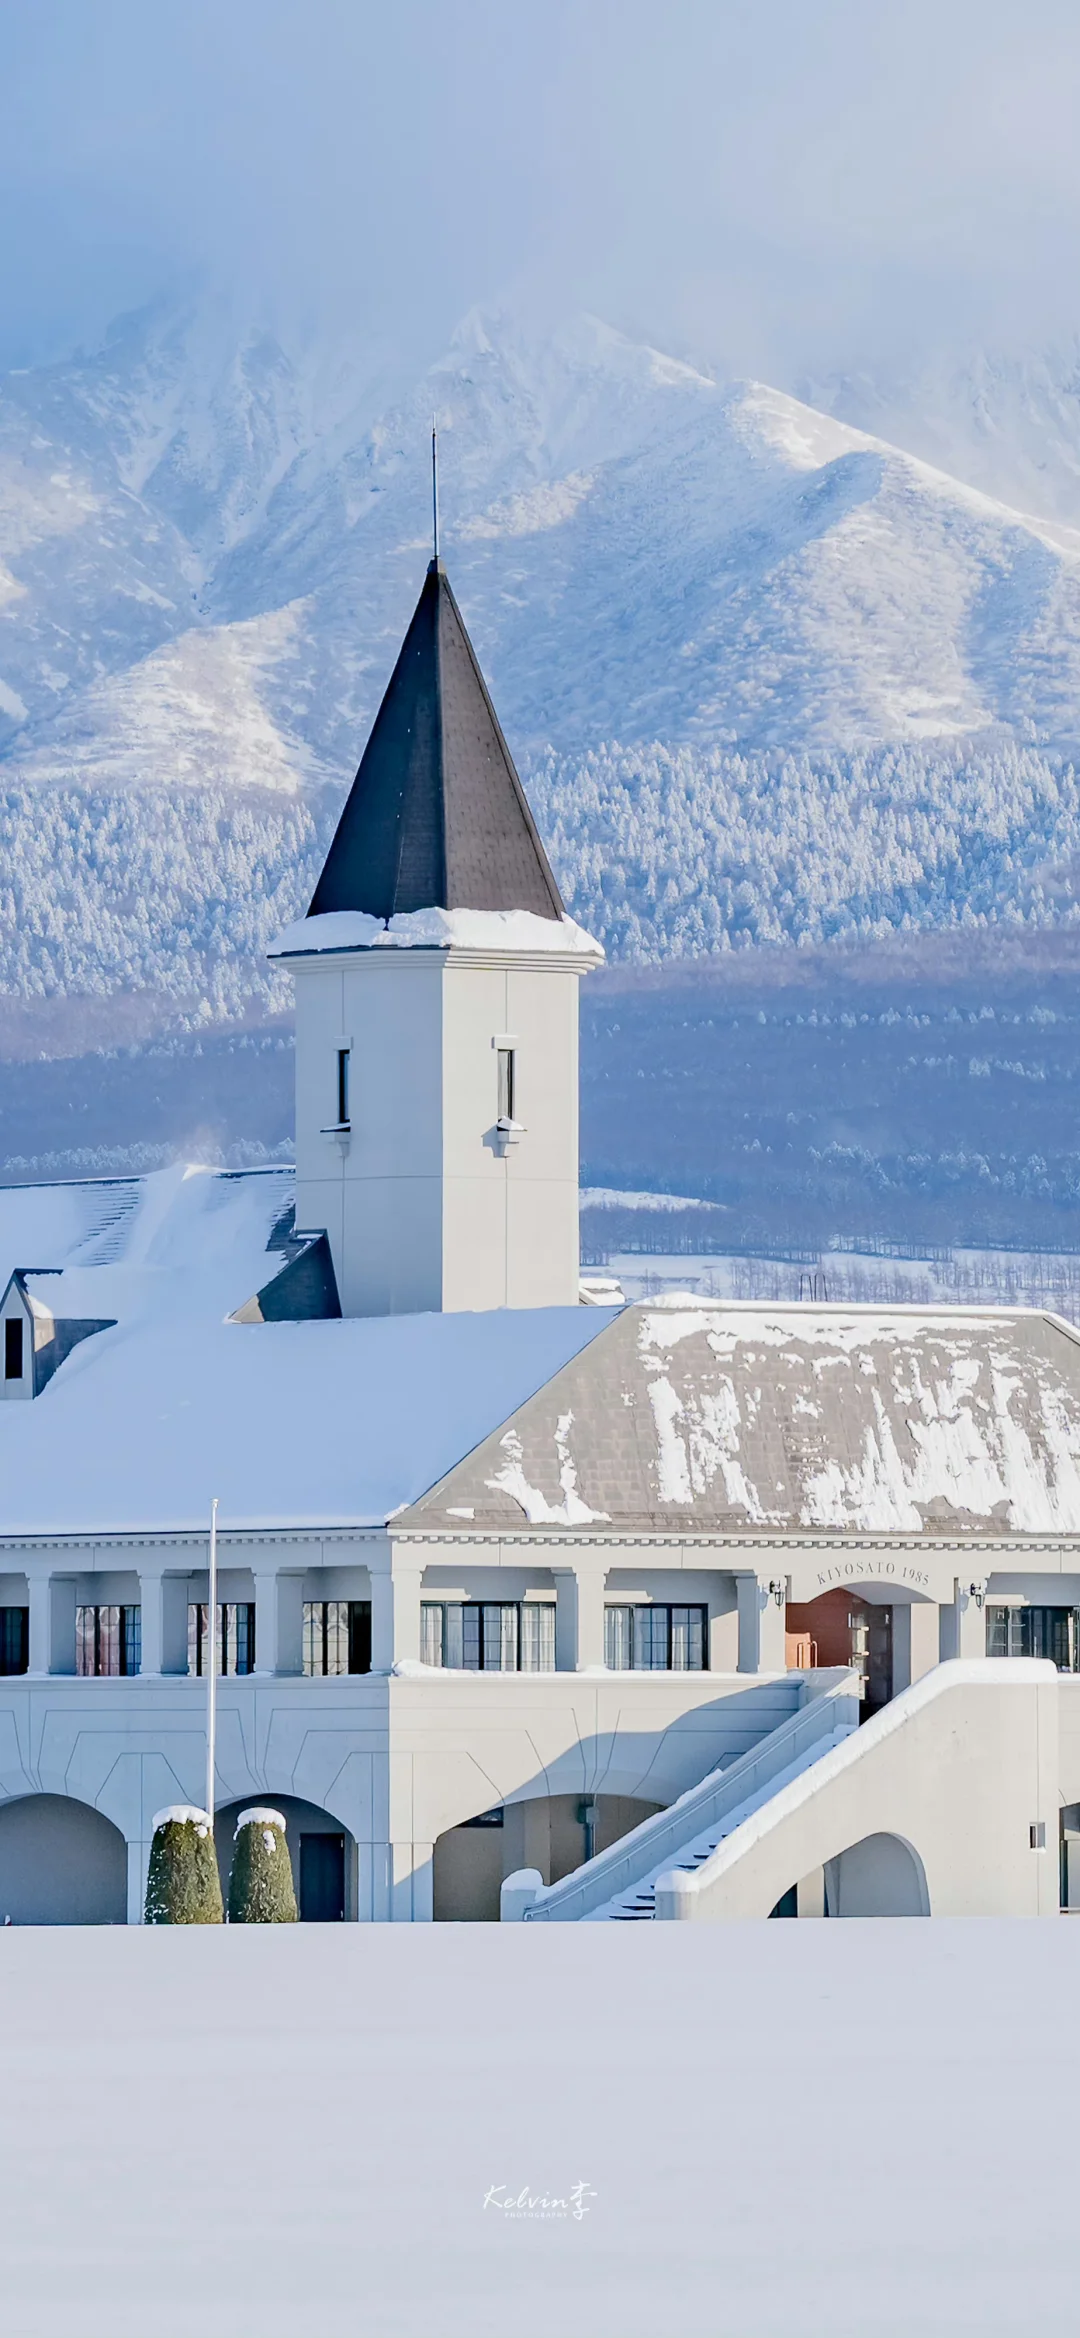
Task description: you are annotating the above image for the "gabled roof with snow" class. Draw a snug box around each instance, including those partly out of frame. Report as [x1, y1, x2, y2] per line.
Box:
[406, 1298, 1080, 1538]
[7, 1177, 1080, 1543]
[308, 558, 565, 925]
[0, 1165, 612, 1536]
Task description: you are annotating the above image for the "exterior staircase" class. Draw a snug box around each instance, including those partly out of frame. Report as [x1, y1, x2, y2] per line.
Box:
[504, 1659, 1065, 1925]
[596, 1729, 856, 1919]
[509, 1669, 860, 1924]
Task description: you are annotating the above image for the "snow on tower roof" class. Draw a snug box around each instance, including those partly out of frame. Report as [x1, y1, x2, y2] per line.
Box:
[307, 558, 566, 925]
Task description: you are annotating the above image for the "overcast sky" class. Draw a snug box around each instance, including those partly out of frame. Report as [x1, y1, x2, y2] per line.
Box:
[2, 0, 1079, 377]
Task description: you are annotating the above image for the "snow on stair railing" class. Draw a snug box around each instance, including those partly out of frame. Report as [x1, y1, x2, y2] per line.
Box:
[515, 1668, 860, 1924]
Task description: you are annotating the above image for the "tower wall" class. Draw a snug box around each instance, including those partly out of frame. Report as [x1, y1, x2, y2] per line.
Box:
[292, 945, 587, 1316]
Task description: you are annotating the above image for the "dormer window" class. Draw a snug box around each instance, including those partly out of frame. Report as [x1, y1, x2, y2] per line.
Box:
[0, 1271, 115, 1399]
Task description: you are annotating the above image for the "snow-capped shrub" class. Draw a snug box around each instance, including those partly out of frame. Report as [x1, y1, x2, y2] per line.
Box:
[227, 1807, 297, 1924]
[144, 1805, 223, 1925]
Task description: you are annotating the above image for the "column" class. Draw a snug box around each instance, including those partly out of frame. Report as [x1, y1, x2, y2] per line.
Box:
[552, 1566, 605, 1670]
[796, 1868, 826, 1917]
[389, 1839, 433, 1920]
[138, 1572, 190, 1676]
[28, 1573, 76, 1676]
[892, 1598, 940, 1693]
[27, 1574, 51, 1677]
[370, 1565, 423, 1673]
[943, 1579, 986, 1662]
[127, 1838, 149, 1926]
[736, 1574, 786, 1673]
[161, 1577, 190, 1674]
[253, 1571, 304, 1677]
[138, 1569, 164, 1677]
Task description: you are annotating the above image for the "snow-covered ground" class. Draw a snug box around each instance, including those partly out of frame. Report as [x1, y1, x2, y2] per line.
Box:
[0, 1921, 1074, 2338]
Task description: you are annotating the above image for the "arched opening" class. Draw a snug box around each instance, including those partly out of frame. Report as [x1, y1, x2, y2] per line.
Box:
[825, 1831, 929, 1918]
[215, 1794, 357, 1923]
[433, 1792, 664, 1923]
[786, 1586, 896, 1712]
[0, 1794, 127, 1924]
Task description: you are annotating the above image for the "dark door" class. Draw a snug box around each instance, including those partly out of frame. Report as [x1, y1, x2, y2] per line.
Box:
[867, 1606, 893, 1711]
[300, 1833, 345, 1921]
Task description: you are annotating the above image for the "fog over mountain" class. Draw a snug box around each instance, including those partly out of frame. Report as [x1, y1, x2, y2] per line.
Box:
[5, 298, 1080, 1035]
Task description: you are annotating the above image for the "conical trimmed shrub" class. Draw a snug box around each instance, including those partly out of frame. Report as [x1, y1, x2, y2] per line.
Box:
[144, 1805, 223, 1925]
[228, 1807, 297, 1924]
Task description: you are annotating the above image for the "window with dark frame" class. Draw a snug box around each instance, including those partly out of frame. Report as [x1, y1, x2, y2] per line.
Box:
[4, 1317, 23, 1381]
[336, 1047, 351, 1128]
[497, 1046, 516, 1123]
[187, 1602, 255, 1677]
[0, 1607, 28, 1675]
[420, 1600, 554, 1672]
[603, 1604, 708, 1672]
[986, 1604, 1080, 1670]
[76, 1605, 141, 1677]
[303, 1599, 372, 1676]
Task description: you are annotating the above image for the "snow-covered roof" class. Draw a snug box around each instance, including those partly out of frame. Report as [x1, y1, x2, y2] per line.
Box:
[269, 906, 601, 959]
[408, 1297, 1080, 1538]
[7, 1174, 1080, 1544]
[0, 1164, 610, 1536]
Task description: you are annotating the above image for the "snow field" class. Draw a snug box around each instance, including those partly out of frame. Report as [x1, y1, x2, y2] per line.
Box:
[0, 1920, 1073, 2338]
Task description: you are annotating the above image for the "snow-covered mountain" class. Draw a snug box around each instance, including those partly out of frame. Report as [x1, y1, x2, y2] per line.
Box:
[808, 343, 1080, 537]
[6, 299, 1080, 1017]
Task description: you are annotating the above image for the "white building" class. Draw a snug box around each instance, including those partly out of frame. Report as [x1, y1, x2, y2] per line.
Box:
[2, 557, 1080, 1925]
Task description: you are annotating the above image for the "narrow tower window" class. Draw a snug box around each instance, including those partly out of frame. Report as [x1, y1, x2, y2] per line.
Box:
[336, 1048, 351, 1128]
[497, 1047, 516, 1123]
[4, 1318, 23, 1380]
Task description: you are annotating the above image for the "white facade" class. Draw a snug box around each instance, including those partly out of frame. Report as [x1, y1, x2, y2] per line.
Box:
[1, 1513, 1080, 1924]
[286, 929, 598, 1316]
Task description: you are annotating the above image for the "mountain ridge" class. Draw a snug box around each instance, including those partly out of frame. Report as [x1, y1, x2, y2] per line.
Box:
[4, 302, 1080, 1019]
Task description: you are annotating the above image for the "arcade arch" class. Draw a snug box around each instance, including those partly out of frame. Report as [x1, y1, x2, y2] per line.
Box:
[786, 1582, 939, 1709]
[215, 1793, 357, 1922]
[433, 1792, 664, 1922]
[0, 1793, 127, 1924]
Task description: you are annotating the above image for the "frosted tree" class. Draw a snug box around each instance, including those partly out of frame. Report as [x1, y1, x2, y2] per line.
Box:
[227, 1807, 297, 1924]
[144, 1805, 223, 1925]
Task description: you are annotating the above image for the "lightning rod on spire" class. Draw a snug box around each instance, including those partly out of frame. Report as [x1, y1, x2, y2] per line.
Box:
[431, 415, 439, 562]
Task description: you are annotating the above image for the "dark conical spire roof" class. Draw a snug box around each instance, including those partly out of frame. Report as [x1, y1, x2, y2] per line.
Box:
[309, 560, 565, 923]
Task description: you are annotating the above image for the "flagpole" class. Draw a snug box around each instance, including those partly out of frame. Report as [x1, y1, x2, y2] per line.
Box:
[206, 1496, 219, 1829]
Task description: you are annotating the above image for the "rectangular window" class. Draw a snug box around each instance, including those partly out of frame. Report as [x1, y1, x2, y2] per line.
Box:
[336, 1047, 351, 1128]
[603, 1604, 633, 1671]
[604, 1604, 707, 1672]
[4, 1317, 23, 1380]
[987, 1604, 1080, 1671]
[76, 1605, 141, 1677]
[0, 1608, 28, 1675]
[187, 1602, 256, 1677]
[420, 1600, 555, 1672]
[519, 1603, 556, 1673]
[497, 1046, 515, 1122]
[303, 1599, 372, 1676]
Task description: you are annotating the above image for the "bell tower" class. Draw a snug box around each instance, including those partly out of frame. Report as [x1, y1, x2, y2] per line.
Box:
[270, 559, 602, 1317]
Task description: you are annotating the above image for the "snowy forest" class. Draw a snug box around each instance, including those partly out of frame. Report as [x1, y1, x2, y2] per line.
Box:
[2, 737, 1079, 1026]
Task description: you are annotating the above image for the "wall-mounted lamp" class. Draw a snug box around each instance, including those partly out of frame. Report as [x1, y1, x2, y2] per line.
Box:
[967, 1580, 987, 1611]
[769, 1579, 787, 1609]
